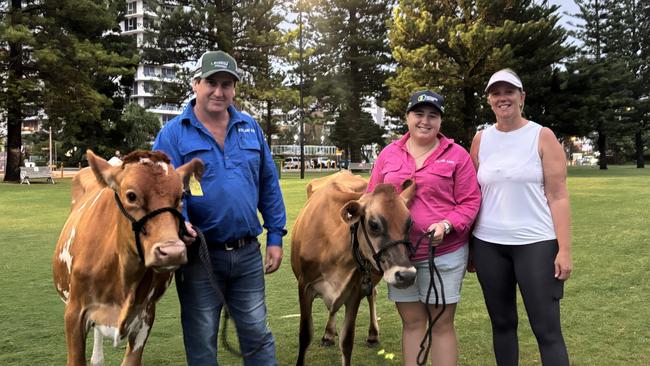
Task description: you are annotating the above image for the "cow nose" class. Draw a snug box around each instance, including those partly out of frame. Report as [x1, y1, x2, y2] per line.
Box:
[395, 270, 416, 287]
[154, 240, 187, 266]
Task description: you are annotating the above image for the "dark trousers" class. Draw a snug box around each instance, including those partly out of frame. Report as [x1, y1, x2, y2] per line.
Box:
[472, 237, 569, 366]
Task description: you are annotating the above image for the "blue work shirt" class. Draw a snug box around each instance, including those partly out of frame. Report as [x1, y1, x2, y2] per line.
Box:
[153, 99, 287, 247]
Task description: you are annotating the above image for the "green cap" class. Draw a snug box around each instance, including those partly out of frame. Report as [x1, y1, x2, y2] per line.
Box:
[193, 51, 240, 81]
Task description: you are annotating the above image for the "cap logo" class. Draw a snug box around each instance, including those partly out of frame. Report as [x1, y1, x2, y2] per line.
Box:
[211, 60, 229, 68]
[417, 94, 438, 103]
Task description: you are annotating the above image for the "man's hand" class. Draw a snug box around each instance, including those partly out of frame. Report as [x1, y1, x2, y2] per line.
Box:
[181, 221, 197, 245]
[265, 245, 283, 274]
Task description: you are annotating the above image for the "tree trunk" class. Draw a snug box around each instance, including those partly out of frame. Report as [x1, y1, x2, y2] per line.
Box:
[462, 86, 477, 148]
[265, 100, 273, 147]
[4, 0, 24, 183]
[598, 130, 608, 170]
[636, 128, 645, 168]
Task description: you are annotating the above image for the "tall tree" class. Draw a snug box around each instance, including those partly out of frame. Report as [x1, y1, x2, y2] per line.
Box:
[605, 0, 649, 167]
[386, 0, 571, 147]
[143, 0, 290, 143]
[0, 0, 137, 181]
[308, 0, 392, 162]
[571, 0, 637, 169]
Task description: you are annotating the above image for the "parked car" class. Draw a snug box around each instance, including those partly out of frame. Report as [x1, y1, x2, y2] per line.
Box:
[283, 157, 301, 169]
[314, 156, 336, 168]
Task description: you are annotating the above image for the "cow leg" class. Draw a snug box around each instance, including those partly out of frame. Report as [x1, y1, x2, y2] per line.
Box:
[366, 287, 379, 346]
[120, 311, 154, 366]
[90, 328, 104, 366]
[64, 305, 88, 366]
[339, 293, 363, 366]
[296, 284, 315, 366]
[320, 311, 337, 346]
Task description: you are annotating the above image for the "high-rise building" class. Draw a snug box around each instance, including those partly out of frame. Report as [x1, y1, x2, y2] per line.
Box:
[121, 0, 182, 125]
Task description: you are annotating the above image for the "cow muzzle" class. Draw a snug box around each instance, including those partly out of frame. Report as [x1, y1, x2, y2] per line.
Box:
[383, 265, 416, 289]
[151, 240, 187, 271]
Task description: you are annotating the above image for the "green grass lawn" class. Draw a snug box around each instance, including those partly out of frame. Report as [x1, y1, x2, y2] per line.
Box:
[0, 166, 648, 365]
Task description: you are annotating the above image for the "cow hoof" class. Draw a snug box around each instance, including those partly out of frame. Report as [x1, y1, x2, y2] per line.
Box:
[320, 337, 335, 347]
[366, 338, 380, 347]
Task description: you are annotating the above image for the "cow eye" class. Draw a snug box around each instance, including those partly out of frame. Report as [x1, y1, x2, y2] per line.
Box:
[126, 192, 137, 203]
[368, 220, 381, 233]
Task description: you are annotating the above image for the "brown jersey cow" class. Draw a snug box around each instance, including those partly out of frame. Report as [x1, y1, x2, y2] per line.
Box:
[52, 150, 203, 366]
[292, 172, 417, 366]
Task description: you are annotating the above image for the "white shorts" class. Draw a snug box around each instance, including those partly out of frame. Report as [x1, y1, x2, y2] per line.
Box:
[387, 244, 468, 304]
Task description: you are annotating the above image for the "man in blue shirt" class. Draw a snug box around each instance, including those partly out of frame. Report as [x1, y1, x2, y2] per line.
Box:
[153, 50, 286, 366]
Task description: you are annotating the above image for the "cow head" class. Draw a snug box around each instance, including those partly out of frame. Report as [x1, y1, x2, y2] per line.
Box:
[86, 150, 204, 272]
[340, 179, 416, 289]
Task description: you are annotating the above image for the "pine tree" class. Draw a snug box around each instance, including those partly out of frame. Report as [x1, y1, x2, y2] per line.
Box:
[604, 0, 649, 168]
[570, 0, 637, 169]
[143, 0, 291, 142]
[0, 0, 137, 181]
[307, 0, 392, 162]
[386, 0, 571, 147]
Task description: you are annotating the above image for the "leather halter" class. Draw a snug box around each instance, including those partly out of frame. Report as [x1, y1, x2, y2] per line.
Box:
[350, 215, 412, 296]
[113, 192, 187, 262]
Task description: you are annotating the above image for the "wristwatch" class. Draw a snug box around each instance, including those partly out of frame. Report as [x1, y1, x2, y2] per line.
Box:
[442, 221, 451, 235]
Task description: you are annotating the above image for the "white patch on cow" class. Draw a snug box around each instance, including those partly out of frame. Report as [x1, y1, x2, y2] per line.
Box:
[89, 188, 106, 209]
[132, 321, 151, 352]
[96, 324, 121, 347]
[139, 158, 152, 164]
[157, 162, 169, 175]
[56, 284, 70, 304]
[91, 327, 105, 366]
[71, 199, 76, 205]
[125, 311, 150, 352]
[59, 227, 76, 273]
[382, 265, 416, 286]
[147, 288, 156, 301]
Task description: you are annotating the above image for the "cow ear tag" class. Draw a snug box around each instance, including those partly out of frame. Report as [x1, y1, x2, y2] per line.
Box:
[189, 174, 204, 196]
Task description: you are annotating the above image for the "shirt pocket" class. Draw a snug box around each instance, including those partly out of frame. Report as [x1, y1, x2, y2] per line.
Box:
[178, 140, 214, 177]
[233, 136, 261, 179]
[381, 160, 412, 188]
[422, 163, 455, 200]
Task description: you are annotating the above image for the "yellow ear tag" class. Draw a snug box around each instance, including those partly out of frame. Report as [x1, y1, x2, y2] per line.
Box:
[188, 174, 204, 196]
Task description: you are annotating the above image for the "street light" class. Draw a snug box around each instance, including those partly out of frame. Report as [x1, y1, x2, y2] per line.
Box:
[298, 1, 305, 179]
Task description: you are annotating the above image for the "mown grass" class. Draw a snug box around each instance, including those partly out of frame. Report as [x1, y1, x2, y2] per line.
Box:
[0, 165, 648, 365]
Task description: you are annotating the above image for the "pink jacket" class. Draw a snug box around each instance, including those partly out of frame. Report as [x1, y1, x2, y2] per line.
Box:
[368, 133, 481, 260]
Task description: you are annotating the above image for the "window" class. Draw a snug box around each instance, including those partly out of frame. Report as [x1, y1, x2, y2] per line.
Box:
[161, 68, 175, 79]
[132, 82, 138, 94]
[161, 114, 175, 124]
[127, 2, 136, 15]
[143, 66, 155, 77]
[143, 1, 151, 12]
[143, 81, 154, 93]
[143, 17, 155, 30]
[125, 18, 137, 31]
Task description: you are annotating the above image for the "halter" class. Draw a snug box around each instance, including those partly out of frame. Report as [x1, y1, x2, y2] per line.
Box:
[350, 215, 412, 296]
[113, 192, 188, 262]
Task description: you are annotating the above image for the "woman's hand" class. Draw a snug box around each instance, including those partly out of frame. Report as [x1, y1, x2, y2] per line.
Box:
[426, 222, 446, 245]
[554, 250, 573, 280]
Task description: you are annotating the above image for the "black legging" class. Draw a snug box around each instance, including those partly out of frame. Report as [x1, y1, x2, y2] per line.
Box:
[472, 237, 569, 366]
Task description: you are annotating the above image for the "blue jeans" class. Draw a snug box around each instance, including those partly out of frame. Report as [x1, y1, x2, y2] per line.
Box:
[176, 240, 277, 366]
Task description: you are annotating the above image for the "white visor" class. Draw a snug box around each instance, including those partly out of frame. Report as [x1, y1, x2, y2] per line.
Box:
[485, 70, 523, 92]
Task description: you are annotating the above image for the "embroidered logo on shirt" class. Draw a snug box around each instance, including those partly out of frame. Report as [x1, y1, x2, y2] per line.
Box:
[237, 127, 255, 133]
[435, 159, 455, 165]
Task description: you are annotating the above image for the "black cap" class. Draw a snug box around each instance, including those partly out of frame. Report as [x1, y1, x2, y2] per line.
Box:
[406, 90, 444, 115]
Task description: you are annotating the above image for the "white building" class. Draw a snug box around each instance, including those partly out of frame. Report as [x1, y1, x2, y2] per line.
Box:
[121, 0, 182, 124]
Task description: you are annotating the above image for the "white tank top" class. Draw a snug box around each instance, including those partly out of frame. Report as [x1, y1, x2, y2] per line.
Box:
[474, 121, 556, 245]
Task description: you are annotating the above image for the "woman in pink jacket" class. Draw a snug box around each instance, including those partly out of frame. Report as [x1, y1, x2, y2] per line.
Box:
[368, 90, 481, 366]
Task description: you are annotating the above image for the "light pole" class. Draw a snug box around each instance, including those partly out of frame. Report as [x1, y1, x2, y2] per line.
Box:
[298, 1, 305, 179]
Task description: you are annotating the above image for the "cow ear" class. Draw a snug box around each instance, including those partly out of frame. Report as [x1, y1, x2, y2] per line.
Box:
[177, 158, 205, 190]
[340, 201, 362, 225]
[400, 178, 416, 205]
[87, 150, 120, 190]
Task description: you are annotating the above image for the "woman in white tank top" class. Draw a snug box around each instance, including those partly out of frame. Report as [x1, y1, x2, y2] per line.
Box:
[468, 69, 572, 366]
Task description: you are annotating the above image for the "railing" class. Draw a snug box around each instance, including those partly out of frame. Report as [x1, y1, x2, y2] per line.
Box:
[270, 145, 337, 156]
